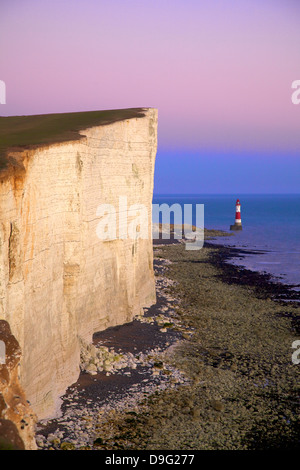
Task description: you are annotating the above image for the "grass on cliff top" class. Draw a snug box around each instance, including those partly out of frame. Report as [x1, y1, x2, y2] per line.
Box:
[0, 108, 146, 170]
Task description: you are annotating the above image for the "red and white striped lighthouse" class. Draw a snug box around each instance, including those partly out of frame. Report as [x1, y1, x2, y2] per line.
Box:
[235, 199, 242, 225]
[230, 198, 243, 231]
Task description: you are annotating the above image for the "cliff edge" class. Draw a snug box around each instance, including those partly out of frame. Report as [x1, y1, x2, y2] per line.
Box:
[0, 108, 157, 419]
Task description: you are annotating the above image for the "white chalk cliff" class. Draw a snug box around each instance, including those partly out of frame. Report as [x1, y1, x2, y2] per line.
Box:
[0, 108, 157, 419]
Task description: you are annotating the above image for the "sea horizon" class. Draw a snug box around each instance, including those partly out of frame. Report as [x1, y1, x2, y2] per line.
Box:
[153, 193, 300, 287]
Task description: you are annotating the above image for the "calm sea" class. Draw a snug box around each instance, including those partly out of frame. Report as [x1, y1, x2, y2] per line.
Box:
[152, 194, 300, 287]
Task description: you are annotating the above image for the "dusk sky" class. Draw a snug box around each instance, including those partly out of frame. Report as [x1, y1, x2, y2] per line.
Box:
[1, 0, 299, 193]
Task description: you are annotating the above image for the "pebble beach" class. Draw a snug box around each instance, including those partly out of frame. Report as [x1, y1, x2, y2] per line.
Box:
[35, 231, 300, 450]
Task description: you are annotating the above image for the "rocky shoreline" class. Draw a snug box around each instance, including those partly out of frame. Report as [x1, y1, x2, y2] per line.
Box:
[35, 232, 300, 450]
[35, 252, 192, 450]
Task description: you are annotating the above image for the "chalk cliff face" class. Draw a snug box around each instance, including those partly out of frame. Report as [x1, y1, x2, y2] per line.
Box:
[0, 108, 157, 419]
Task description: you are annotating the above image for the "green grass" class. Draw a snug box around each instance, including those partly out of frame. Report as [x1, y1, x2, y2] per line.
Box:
[0, 108, 146, 170]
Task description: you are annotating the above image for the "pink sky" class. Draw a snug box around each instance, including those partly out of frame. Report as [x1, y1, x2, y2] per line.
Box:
[1, 0, 300, 154]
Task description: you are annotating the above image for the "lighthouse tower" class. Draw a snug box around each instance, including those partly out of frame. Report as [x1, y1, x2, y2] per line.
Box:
[230, 199, 243, 231]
